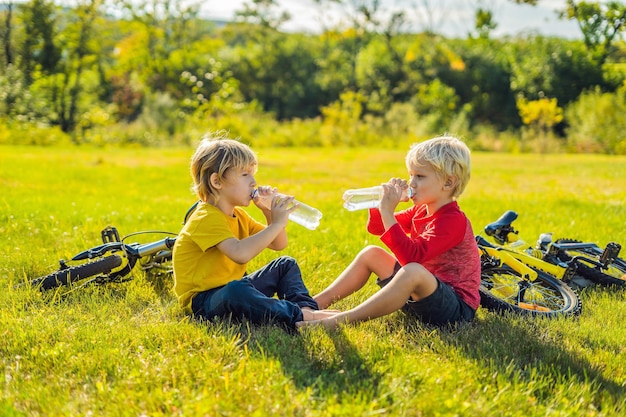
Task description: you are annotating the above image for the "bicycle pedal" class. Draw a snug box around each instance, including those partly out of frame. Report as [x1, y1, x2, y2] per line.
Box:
[600, 242, 621, 266]
[101, 226, 121, 243]
[562, 264, 578, 283]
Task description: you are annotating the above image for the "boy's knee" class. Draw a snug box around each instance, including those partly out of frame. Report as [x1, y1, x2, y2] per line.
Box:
[398, 263, 432, 284]
[399, 263, 437, 290]
[359, 245, 386, 260]
[222, 280, 254, 298]
[271, 255, 298, 270]
[279, 255, 297, 266]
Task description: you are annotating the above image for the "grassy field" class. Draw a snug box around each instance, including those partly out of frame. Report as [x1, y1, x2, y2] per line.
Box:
[1, 145, 625, 416]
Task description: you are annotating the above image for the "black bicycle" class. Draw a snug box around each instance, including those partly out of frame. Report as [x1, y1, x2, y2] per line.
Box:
[25, 204, 200, 290]
[27, 226, 176, 290]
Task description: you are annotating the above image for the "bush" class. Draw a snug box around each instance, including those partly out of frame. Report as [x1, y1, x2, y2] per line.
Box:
[564, 85, 626, 154]
[0, 119, 71, 146]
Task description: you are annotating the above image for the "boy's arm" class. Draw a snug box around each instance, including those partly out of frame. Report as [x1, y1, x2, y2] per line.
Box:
[379, 183, 405, 231]
[366, 209, 385, 235]
[257, 205, 288, 250]
[253, 186, 289, 250]
[217, 197, 293, 263]
[217, 223, 287, 264]
[381, 214, 465, 265]
[368, 182, 413, 235]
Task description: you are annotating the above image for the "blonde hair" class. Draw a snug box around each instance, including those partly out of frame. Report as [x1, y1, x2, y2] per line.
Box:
[406, 135, 471, 198]
[190, 131, 257, 202]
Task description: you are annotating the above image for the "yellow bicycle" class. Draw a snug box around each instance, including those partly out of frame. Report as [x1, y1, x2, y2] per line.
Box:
[477, 212, 582, 317]
[486, 210, 625, 288]
[478, 210, 625, 317]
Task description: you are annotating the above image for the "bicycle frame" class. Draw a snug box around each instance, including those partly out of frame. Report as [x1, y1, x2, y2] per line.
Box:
[477, 213, 584, 316]
[482, 209, 621, 284]
[477, 236, 539, 281]
[545, 240, 622, 271]
[27, 204, 196, 291]
[67, 226, 176, 283]
[489, 238, 577, 282]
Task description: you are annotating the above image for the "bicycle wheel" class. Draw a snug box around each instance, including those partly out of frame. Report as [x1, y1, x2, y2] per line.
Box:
[30, 255, 123, 290]
[555, 239, 626, 287]
[479, 265, 581, 317]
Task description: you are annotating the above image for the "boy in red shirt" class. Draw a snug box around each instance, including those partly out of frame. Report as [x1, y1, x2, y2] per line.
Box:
[298, 136, 480, 330]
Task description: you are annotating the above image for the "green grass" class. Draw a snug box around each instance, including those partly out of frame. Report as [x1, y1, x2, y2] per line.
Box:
[1, 145, 626, 416]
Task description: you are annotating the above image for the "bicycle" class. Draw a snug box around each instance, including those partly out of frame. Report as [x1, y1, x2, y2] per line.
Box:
[487, 210, 625, 288]
[477, 210, 625, 318]
[477, 212, 583, 317]
[26, 226, 176, 290]
[25, 203, 199, 291]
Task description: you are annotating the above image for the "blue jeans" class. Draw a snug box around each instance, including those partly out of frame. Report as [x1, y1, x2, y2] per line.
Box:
[191, 256, 318, 329]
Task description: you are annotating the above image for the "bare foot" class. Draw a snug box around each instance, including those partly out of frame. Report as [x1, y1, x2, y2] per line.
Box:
[301, 308, 342, 321]
[296, 314, 346, 330]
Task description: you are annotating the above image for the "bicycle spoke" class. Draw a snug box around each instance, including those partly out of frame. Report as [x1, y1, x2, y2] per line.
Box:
[480, 266, 581, 317]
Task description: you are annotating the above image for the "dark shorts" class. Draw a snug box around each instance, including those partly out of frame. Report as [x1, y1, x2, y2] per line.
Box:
[376, 262, 475, 326]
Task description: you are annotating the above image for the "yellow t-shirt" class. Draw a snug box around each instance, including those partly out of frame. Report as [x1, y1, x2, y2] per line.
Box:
[172, 202, 266, 310]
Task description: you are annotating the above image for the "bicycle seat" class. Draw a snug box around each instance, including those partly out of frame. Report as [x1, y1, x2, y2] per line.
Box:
[485, 210, 518, 236]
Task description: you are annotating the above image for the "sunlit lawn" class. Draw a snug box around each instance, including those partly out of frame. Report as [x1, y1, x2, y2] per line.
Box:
[1, 145, 625, 416]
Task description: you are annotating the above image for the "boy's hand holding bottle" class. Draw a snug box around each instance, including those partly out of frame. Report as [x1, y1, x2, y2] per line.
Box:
[252, 186, 322, 230]
[343, 179, 412, 211]
[252, 186, 278, 208]
[380, 179, 410, 212]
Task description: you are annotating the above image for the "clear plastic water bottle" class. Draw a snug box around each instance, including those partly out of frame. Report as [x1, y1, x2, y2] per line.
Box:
[252, 189, 322, 230]
[342, 186, 412, 211]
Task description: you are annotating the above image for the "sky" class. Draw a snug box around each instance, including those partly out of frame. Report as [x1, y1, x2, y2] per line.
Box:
[201, 0, 583, 39]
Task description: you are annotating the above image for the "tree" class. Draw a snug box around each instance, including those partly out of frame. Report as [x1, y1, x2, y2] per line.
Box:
[561, 0, 626, 65]
[517, 96, 564, 152]
[1, 1, 13, 67]
[115, 0, 204, 95]
[235, 0, 290, 30]
[473, 8, 496, 39]
[18, 0, 60, 83]
[50, 0, 103, 133]
[446, 38, 519, 129]
[565, 84, 626, 154]
[506, 36, 603, 108]
[224, 28, 324, 120]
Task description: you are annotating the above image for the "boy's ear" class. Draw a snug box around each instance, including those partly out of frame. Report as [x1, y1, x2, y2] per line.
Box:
[443, 176, 458, 190]
[210, 173, 222, 189]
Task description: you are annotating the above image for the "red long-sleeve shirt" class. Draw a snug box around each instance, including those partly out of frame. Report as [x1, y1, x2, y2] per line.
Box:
[367, 201, 481, 310]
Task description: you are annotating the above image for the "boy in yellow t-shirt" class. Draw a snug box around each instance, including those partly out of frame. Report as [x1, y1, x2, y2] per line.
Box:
[173, 132, 329, 330]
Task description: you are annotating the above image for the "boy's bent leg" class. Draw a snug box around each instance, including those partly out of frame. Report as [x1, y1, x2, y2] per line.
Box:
[403, 279, 475, 326]
[193, 279, 304, 328]
[314, 245, 397, 309]
[248, 256, 318, 310]
[299, 263, 437, 330]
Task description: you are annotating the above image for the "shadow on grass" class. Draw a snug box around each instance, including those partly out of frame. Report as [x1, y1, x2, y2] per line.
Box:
[432, 312, 626, 409]
[144, 270, 175, 300]
[247, 325, 384, 397]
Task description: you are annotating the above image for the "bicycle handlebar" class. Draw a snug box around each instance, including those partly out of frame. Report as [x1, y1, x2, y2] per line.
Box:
[134, 237, 176, 257]
[72, 236, 177, 261]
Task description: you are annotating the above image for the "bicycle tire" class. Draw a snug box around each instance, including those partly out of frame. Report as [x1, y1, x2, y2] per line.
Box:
[555, 239, 626, 287]
[479, 265, 581, 317]
[30, 255, 123, 290]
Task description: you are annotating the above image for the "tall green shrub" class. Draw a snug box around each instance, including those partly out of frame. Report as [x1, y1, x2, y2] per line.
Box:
[565, 84, 626, 154]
